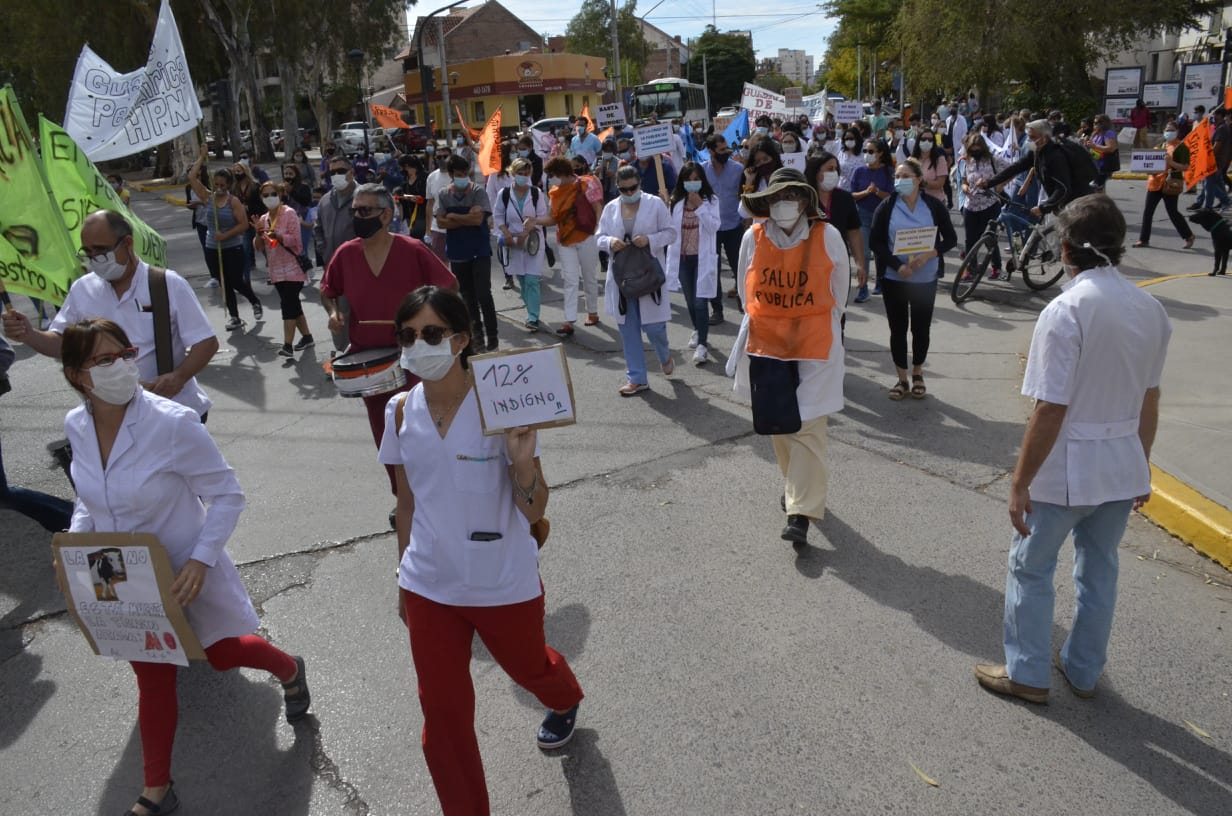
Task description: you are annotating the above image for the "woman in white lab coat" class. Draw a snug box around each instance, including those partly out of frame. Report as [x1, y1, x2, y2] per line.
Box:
[666, 161, 721, 365]
[57, 318, 309, 816]
[492, 157, 552, 331]
[596, 165, 677, 396]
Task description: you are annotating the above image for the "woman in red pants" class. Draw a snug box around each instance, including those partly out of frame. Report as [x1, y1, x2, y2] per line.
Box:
[56, 319, 310, 816]
[379, 286, 584, 816]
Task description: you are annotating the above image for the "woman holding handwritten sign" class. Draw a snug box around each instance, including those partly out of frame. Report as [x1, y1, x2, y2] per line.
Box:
[378, 286, 583, 815]
[57, 319, 309, 816]
[869, 157, 958, 400]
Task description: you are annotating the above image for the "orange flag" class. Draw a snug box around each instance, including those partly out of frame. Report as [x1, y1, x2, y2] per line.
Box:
[370, 104, 407, 130]
[1225, 87, 1232, 111]
[476, 107, 503, 176]
[453, 105, 481, 141]
[580, 103, 594, 132]
[1184, 115, 1216, 190]
[596, 126, 614, 142]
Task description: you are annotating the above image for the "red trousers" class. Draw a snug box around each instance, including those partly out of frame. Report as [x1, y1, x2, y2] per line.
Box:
[362, 374, 415, 495]
[130, 635, 297, 786]
[402, 590, 584, 816]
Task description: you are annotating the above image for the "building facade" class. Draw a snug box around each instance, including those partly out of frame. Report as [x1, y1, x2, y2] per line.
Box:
[776, 49, 814, 86]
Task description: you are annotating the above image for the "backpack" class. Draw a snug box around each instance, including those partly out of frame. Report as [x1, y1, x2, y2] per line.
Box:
[572, 178, 598, 235]
[1053, 139, 1100, 198]
[499, 185, 540, 215]
[610, 242, 666, 305]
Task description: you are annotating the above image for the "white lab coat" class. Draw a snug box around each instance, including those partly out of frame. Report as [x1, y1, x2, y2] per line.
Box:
[666, 196, 720, 298]
[596, 192, 676, 325]
[492, 184, 548, 277]
[726, 219, 850, 422]
[66, 391, 258, 649]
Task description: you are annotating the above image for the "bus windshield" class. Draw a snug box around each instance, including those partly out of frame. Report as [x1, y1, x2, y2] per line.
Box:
[633, 90, 683, 120]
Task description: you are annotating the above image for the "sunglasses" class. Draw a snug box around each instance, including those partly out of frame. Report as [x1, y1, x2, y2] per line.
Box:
[329, 168, 349, 177]
[862, 150, 877, 155]
[396, 326, 453, 346]
[617, 184, 639, 194]
[352, 206, 385, 217]
[87, 347, 138, 368]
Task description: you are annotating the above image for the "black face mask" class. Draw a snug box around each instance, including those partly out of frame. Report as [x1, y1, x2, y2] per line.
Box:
[353, 214, 384, 240]
[714, 150, 730, 163]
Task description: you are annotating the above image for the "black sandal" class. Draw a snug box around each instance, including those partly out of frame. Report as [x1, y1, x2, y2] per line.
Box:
[123, 782, 179, 816]
[281, 655, 311, 723]
[911, 374, 927, 399]
[888, 380, 909, 400]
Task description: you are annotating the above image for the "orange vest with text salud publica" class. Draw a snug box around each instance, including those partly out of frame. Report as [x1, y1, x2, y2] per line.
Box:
[744, 222, 836, 361]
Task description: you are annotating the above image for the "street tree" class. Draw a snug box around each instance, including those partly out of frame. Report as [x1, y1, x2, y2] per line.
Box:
[686, 27, 755, 114]
[564, 0, 650, 86]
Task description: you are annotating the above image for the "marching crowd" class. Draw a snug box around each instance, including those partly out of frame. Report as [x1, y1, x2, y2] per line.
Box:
[0, 95, 1176, 816]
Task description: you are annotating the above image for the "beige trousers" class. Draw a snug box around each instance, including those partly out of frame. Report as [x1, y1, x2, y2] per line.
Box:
[772, 415, 829, 520]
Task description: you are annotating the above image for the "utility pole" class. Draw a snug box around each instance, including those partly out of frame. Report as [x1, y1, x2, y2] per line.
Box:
[439, 20, 453, 143]
[857, 43, 862, 101]
[610, 0, 622, 105]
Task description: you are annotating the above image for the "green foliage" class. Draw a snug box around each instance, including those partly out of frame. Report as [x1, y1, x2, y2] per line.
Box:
[564, 0, 649, 85]
[687, 26, 755, 113]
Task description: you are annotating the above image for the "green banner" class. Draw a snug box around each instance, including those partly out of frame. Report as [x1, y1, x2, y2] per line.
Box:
[40, 115, 168, 267]
[0, 87, 84, 305]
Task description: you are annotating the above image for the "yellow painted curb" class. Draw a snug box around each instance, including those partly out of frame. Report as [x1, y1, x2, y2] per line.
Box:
[130, 181, 182, 192]
[1141, 465, 1232, 569]
[162, 194, 187, 207]
[1137, 272, 1208, 287]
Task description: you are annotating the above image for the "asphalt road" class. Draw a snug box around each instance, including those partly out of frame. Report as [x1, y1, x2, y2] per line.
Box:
[1, 182, 1229, 815]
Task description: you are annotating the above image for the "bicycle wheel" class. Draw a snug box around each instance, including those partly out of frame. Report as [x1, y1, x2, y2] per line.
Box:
[1020, 227, 1066, 291]
[951, 233, 996, 303]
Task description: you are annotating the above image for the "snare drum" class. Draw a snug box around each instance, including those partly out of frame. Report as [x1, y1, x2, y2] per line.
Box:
[327, 347, 405, 398]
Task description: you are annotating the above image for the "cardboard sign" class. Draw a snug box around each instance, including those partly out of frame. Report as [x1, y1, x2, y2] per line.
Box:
[892, 226, 937, 255]
[633, 123, 673, 158]
[784, 87, 803, 107]
[596, 103, 626, 128]
[780, 152, 806, 171]
[52, 532, 205, 666]
[470, 345, 576, 435]
[834, 101, 864, 123]
[1131, 150, 1167, 172]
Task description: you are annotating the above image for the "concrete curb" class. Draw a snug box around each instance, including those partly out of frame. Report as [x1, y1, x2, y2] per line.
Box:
[1141, 465, 1232, 569]
[1135, 275, 1232, 570]
[129, 180, 182, 192]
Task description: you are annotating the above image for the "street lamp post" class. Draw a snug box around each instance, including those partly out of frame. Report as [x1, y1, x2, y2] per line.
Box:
[414, 0, 470, 143]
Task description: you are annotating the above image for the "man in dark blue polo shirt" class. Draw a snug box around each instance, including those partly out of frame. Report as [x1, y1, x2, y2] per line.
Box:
[436, 154, 498, 351]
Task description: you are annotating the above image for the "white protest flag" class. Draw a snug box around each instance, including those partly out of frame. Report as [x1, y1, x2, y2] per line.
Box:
[63, 0, 202, 161]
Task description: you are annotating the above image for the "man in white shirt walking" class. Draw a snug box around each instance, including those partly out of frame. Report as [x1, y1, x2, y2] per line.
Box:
[975, 195, 1171, 704]
[2, 210, 218, 420]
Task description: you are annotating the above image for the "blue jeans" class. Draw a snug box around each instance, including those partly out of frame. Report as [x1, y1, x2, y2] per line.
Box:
[518, 274, 541, 323]
[857, 208, 875, 283]
[0, 436, 73, 532]
[676, 255, 709, 345]
[1199, 170, 1230, 208]
[617, 297, 670, 385]
[1003, 499, 1133, 690]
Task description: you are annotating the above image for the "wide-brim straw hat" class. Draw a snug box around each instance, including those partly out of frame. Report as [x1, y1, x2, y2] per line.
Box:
[741, 167, 819, 219]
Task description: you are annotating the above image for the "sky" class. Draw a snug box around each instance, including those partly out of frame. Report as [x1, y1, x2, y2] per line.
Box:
[407, 1, 840, 63]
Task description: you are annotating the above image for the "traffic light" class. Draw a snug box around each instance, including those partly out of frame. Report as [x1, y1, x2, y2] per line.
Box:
[420, 65, 436, 93]
[208, 81, 221, 108]
[208, 80, 231, 111]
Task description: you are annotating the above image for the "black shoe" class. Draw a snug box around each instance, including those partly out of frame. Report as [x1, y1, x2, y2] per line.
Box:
[277, 344, 294, 358]
[486, 337, 499, 352]
[389, 507, 397, 529]
[281, 656, 311, 723]
[708, 311, 723, 326]
[503, 275, 515, 290]
[536, 704, 579, 750]
[123, 781, 179, 816]
[1187, 202, 1202, 211]
[293, 335, 315, 351]
[781, 514, 809, 545]
[252, 302, 264, 320]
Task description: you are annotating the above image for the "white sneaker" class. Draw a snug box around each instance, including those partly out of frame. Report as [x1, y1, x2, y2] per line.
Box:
[205, 279, 220, 288]
[692, 344, 710, 365]
[687, 331, 699, 349]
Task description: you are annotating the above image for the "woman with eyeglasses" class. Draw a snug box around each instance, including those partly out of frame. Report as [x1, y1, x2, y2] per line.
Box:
[597, 165, 677, 396]
[850, 138, 894, 302]
[55, 317, 310, 816]
[379, 286, 584, 816]
[189, 146, 265, 331]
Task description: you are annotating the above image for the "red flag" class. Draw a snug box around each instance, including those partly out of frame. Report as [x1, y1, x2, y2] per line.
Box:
[477, 107, 503, 176]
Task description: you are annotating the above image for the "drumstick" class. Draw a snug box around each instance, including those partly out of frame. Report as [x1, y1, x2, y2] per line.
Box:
[357, 320, 396, 325]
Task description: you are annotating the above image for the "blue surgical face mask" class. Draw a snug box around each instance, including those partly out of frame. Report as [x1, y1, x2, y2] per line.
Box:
[894, 177, 916, 195]
[1164, 131, 1177, 141]
[517, 149, 530, 158]
[620, 192, 640, 204]
[618, 151, 631, 161]
[755, 127, 769, 135]
[451, 176, 469, 190]
[683, 180, 702, 193]
[513, 174, 531, 187]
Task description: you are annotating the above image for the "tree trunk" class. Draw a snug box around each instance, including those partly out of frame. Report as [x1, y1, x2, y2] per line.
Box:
[227, 64, 243, 158]
[278, 56, 300, 157]
[171, 131, 200, 183]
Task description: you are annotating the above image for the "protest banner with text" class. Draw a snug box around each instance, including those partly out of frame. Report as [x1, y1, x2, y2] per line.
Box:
[0, 87, 84, 306]
[63, 0, 202, 162]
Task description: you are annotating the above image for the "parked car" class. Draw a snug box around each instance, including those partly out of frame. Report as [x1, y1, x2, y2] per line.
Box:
[331, 122, 369, 155]
[389, 125, 434, 153]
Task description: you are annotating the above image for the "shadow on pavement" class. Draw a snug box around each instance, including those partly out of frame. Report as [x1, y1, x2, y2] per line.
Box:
[1149, 293, 1222, 322]
[554, 728, 627, 816]
[96, 668, 315, 815]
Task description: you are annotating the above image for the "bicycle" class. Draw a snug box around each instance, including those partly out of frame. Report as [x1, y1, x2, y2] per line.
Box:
[951, 190, 1066, 303]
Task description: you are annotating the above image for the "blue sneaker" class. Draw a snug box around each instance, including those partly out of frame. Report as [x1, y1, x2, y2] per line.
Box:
[871, 284, 883, 296]
[854, 285, 869, 303]
[536, 704, 579, 750]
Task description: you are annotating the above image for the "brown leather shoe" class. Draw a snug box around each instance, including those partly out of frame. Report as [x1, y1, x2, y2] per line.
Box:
[974, 664, 1049, 704]
[1053, 649, 1096, 699]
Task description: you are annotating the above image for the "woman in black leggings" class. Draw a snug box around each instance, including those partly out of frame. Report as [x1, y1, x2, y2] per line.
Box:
[869, 158, 957, 399]
[189, 147, 264, 330]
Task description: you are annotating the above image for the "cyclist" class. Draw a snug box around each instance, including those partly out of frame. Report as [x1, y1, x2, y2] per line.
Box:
[978, 119, 1091, 223]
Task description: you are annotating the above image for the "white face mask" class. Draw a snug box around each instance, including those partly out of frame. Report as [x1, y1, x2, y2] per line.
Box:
[262, 195, 280, 209]
[844, 139, 857, 149]
[89, 249, 127, 282]
[863, 153, 877, 166]
[87, 358, 140, 405]
[400, 338, 458, 381]
[331, 172, 350, 190]
[769, 200, 802, 229]
[819, 171, 839, 192]
[919, 140, 934, 151]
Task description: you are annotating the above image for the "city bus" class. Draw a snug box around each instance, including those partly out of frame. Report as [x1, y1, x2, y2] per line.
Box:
[630, 78, 709, 126]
